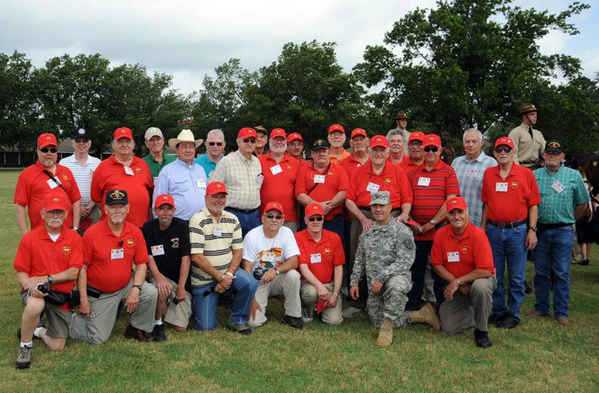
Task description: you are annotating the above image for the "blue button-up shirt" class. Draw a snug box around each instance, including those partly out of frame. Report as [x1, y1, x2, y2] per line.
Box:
[153, 158, 207, 221]
[194, 154, 221, 177]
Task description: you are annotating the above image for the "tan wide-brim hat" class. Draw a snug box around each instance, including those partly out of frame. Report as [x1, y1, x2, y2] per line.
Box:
[168, 129, 203, 150]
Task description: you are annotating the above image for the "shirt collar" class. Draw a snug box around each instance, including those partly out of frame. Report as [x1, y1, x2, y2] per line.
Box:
[449, 222, 473, 240]
[465, 152, 485, 163]
[175, 158, 196, 169]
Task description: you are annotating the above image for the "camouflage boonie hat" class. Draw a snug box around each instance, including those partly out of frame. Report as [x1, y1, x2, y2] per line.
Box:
[370, 191, 390, 206]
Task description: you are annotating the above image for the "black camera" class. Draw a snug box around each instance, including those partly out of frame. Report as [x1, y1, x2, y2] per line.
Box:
[38, 282, 51, 293]
[253, 267, 267, 280]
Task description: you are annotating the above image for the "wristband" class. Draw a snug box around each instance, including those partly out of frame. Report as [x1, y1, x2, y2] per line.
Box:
[133, 284, 142, 291]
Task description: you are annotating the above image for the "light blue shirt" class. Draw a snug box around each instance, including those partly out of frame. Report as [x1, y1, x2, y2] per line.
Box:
[153, 158, 207, 221]
[194, 154, 221, 177]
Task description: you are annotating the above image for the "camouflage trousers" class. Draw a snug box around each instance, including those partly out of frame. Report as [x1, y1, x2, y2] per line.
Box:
[366, 274, 412, 328]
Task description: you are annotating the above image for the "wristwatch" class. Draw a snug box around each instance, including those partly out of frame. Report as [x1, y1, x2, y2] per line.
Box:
[275, 268, 280, 275]
[529, 226, 538, 232]
[47, 275, 53, 283]
[429, 219, 437, 226]
[133, 284, 143, 291]
[225, 271, 234, 277]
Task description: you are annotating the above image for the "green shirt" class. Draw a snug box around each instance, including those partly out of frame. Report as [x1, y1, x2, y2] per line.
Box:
[142, 153, 176, 180]
[533, 165, 589, 224]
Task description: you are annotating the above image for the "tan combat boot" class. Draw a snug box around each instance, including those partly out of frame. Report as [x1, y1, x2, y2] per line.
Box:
[410, 303, 440, 330]
[377, 318, 394, 347]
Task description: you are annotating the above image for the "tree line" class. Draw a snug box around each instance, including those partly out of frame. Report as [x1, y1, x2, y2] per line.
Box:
[1, 0, 598, 157]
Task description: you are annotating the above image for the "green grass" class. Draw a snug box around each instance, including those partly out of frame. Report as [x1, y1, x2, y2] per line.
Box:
[1, 169, 599, 392]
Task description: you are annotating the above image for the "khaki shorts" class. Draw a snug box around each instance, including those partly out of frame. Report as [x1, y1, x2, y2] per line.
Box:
[21, 291, 71, 338]
[151, 276, 193, 328]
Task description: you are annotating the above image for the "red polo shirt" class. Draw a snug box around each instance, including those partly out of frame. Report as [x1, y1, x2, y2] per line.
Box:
[295, 162, 349, 220]
[259, 152, 299, 221]
[340, 154, 369, 177]
[407, 159, 460, 241]
[91, 155, 153, 227]
[295, 229, 345, 284]
[83, 220, 149, 294]
[14, 161, 82, 230]
[481, 164, 540, 223]
[431, 222, 494, 278]
[14, 226, 83, 309]
[346, 162, 413, 209]
[399, 157, 423, 173]
[386, 156, 405, 166]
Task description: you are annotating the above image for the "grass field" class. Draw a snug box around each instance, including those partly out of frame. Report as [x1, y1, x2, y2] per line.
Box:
[1, 168, 598, 392]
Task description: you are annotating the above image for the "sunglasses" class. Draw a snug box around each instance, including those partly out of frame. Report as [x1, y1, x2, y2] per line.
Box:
[208, 142, 223, 146]
[39, 147, 58, 153]
[243, 139, 257, 144]
[308, 216, 323, 222]
[494, 146, 512, 153]
[424, 146, 439, 153]
[264, 214, 283, 220]
[74, 139, 89, 144]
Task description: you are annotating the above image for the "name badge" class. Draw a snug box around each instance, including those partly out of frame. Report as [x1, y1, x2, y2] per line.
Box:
[270, 165, 283, 175]
[418, 177, 431, 186]
[447, 252, 460, 263]
[310, 253, 322, 263]
[262, 252, 275, 263]
[495, 182, 508, 192]
[153, 176, 158, 183]
[124, 166, 134, 176]
[552, 180, 565, 193]
[111, 248, 124, 260]
[366, 182, 380, 193]
[466, 169, 478, 177]
[46, 178, 60, 189]
[151, 245, 165, 256]
[314, 174, 325, 184]
[196, 178, 206, 188]
[257, 174, 264, 185]
[214, 227, 222, 237]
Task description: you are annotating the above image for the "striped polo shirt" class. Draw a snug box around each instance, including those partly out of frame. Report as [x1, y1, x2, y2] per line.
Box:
[189, 208, 243, 287]
[59, 154, 101, 205]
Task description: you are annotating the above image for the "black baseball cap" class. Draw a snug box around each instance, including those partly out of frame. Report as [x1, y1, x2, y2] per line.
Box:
[72, 128, 90, 141]
[105, 190, 128, 205]
[311, 139, 330, 151]
[545, 140, 565, 154]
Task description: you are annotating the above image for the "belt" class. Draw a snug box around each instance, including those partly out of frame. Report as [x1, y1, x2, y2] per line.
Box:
[489, 219, 526, 229]
[226, 206, 259, 214]
[538, 223, 573, 232]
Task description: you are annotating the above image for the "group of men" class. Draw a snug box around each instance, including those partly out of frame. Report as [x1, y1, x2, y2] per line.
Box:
[13, 103, 589, 369]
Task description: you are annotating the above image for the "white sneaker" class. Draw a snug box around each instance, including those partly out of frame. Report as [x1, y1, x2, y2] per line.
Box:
[301, 307, 313, 323]
[342, 306, 364, 318]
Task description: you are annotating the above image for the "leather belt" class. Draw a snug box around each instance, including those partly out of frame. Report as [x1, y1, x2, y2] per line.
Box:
[226, 207, 259, 214]
[489, 219, 526, 229]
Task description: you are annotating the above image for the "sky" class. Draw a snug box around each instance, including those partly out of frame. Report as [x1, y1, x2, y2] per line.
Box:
[1, 0, 598, 96]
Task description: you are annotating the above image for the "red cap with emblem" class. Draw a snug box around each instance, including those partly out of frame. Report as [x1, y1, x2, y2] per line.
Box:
[351, 128, 367, 139]
[408, 131, 425, 142]
[270, 128, 287, 139]
[287, 133, 303, 143]
[369, 135, 389, 149]
[43, 191, 69, 211]
[423, 134, 441, 148]
[305, 203, 324, 217]
[114, 127, 133, 141]
[328, 124, 345, 134]
[446, 196, 468, 212]
[238, 127, 257, 140]
[494, 136, 515, 149]
[155, 194, 175, 208]
[206, 181, 228, 195]
[264, 201, 284, 215]
[38, 133, 58, 149]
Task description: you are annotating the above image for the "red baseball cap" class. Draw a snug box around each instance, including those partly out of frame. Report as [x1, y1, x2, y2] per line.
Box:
[495, 136, 515, 149]
[328, 124, 345, 134]
[155, 194, 175, 208]
[264, 201, 284, 215]
[305, 203, 324, 217]
[38, 133, 58, 149]
[114, 127, 133, 141]
[351, 128, 367, 139]
[408, 131, 425, 142]
[238, 127, 257, 140]
[369, 135, 389, 149]
[287, 133, 303, 143]
[446, 196, 468, 212]
[206, 181, 228, 195]
[43, 191, 69, 211]
[423, 134, 441, 148]
[270, 128, 287, 139]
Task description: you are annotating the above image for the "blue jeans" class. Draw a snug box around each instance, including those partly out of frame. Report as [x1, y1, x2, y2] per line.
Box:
[486, 223, 527, 321]
[533, 226, 574, 318]
[191, 268, 258, 330]
[405, 241, 445, 311]
[226, 208, 260, 238]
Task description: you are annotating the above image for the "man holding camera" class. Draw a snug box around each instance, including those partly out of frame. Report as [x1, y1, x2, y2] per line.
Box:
[14, 192, 83, 369]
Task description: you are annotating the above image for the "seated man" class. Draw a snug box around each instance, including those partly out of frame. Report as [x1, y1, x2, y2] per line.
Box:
[14, 192, 82, 369]
[189, 182, 258, 334]
[431, 197, 496, 348]
[69, 190, 158, 344]
[142, 194, 193, 341]
[295, 203, 344, 326]
[350, 191, 439, 347]
[242, 202, 303, 329]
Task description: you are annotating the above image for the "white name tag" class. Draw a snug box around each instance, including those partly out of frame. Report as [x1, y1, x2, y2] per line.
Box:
[552, 180, 565, 193]
[262, 252, 275, 263]
[447, 252, 460, 263]
[151, 245, 165, 256]
[214, 227, 222, 237]
[314, 174, 325, 184]
[466, 169, 478, 177]
[418, 177, 431, 186]
[111, 248, 124, 260]
[495, 182, 508, 192]
[124, 166, 134, 176]
[196, 178, 206, 188]
[46, 178, 60, 189]
[270, 165, 283, 175]
[310, 253, 322, 263]
[366, 182, 380, 193]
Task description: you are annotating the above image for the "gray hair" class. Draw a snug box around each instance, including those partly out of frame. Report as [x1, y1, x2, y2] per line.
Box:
[206, 129, 225, 141]
[386, 129, 404, 140]
[462, 128, 483, 142]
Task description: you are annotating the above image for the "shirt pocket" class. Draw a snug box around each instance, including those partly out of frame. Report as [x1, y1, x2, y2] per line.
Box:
[170, 178, 190, 193]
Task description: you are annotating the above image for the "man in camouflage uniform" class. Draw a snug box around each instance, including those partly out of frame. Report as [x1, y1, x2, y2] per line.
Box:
[349, 191, 440, 347]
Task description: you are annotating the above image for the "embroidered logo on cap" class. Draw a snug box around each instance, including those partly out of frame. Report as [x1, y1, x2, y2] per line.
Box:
[120, 129, 126, 134]
[162, 195, 169, 200]
[45, 136, 52, 140]
[52, 196, 60, 203]
[78, 129, 85, 135]
[548, 141, 561, 148]
[111, 190, 126, 200]
[452, 199, 458, 204]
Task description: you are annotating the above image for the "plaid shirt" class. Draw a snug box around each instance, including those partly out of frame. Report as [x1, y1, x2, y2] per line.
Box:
[452, 152, 497, 227]
[534, 165, 589, 224]
[208, 150, 262, 210]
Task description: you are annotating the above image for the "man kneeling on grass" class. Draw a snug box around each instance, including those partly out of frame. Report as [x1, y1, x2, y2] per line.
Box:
[350, 191, 440, 347]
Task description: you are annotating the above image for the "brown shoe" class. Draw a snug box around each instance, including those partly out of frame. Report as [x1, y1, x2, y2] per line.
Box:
[124, 324, 153, 342]
[377, 318, 394, 347]
[556, 317, 571, 327]
[410, 303, 440, 330]
[530, 311, 549, 318]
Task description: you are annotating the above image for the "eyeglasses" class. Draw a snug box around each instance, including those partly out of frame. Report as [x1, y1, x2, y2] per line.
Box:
[494, 146, 512, 153]
[408, 141, 422, 147]
[39, 147, 58, 153]
[424, 146, 439, 153]
[74, 139, 89, 144]
[243, 139, 257, 144]
[208, 142, 223, 146]
[545, 150, 562, 156]
[308, 216, 323, 222]
[264, 214, 283, 220]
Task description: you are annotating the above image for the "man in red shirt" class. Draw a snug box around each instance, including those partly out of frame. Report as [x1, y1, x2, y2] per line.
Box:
[259, 128, 300, 232]
[69, 190, 158, 344]
[91, 127, 153, 227]
[287, 132, 309, 167]
[295, 203, 345, 325]
[399, 131, 426, 173]
[14, 133, 82, 236]
[14, 192, 82, 369]
[481, 137, 540, 329]
[431, 197, 496, 348]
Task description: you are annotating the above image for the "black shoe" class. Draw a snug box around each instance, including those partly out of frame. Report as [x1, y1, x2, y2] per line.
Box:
[577, 259, 590, 266]
[474, 329, 493, 349]
[524, 282, 533, 294]
[497, 315, 520, 329]
[152, 324, 167, 342]
[124, 324, 153, 342]
[227, 322, 252, 335]
[488, 313, 503, 325]
[282, 315, 304, 330]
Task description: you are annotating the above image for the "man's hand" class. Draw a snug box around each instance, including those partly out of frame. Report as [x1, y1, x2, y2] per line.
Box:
[220, 273, 235, 290]
[260, 269, 277, 284]
[155, 275, 172, 298]
[125, 288, 140, 313]
[371, 279, 384, 295]
[29, 284, 48, 299]
[78, 298, 91, 317]
[80, 205, 91, 219]
[22, 277, 44, 292]
[321, 201, 333, 216]
[360, 217, 373, 232]
[421, 222, 434, 234]
[409, 222, 423, 234]
[396, 212, 410, 224]
[317, 284, 330, 301]
[175, 286, 186, 302]
[328, 294, 339, 308]
[526, 230, 538, 251]
[349, 285, 359, 300]
[249, 298, 262, 321]
[444, 279, 461, 301]
[214, 283, 226, 293]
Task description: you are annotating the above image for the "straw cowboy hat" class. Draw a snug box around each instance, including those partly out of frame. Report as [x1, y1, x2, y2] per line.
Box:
[168, 129, 203, 150]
